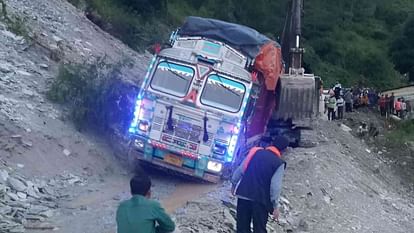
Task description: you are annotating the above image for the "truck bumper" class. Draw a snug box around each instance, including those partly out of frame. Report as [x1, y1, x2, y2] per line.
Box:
[128, 142, 221, 183]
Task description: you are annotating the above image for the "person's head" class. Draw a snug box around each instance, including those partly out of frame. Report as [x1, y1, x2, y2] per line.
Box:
[130, 174, 151, 197]
[267, 136, 289, 156]
[391, 92, 394, 96]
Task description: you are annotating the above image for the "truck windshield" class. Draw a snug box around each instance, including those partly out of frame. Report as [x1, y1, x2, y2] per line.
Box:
[200, 74, 246, 113]
[150, 61, 194, 97]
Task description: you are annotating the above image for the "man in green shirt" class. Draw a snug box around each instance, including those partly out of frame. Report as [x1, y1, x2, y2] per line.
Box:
[116, 174, 175, 233]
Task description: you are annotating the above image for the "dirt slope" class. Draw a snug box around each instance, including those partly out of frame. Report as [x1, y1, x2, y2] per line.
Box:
[0, 0, 151, 232]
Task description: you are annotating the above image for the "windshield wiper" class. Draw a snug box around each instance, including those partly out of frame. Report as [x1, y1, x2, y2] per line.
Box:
[216, 76, 241, 97]
[166, 63, 188, 81]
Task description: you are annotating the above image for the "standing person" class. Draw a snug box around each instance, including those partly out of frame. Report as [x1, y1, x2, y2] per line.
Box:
[390, 92, 395, 114]
[231, 136, 289, 233]
[336, 96, 345, 119]
[344, 90, 353, 112]
[327, 91, 336, 121]
[324, 95, 329, 114]
[379, 94, 386, 116]
[395, 98, 402, 117]
[385, 94, 390, 117]
[334, 81, 342, 99]
[116, 174, 175, 233]
[362, 94, 369, 106]
[401, 98, 407, 119]
[406, 101, 412, 119]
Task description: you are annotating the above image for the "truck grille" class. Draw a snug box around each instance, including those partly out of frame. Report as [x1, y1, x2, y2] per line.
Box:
[165, 119, 202, 143]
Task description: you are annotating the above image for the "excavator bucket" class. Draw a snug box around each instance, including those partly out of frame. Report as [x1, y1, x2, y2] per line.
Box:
[274, 74, 320, 121]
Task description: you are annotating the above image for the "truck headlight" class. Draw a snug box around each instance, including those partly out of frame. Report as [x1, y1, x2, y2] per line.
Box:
[207, 161, 223, 173]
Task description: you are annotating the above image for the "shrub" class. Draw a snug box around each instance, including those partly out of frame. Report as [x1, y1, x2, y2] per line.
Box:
[387, 119, 414, 144]
[47, 57, 139, 131]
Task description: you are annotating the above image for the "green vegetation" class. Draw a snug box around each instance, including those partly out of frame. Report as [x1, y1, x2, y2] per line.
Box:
[0, 0, 30, 39]
[47, 58, 134, 130]
[68, 0, 414, 89]
[391, 16, 414, 82]
[387, 119, 414, 144]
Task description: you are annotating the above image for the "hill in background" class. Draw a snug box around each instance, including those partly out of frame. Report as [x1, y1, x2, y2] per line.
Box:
[70, 0, 414, 89]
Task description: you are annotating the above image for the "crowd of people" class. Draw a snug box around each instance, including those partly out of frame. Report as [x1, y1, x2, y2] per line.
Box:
[324, 82, 413, 121]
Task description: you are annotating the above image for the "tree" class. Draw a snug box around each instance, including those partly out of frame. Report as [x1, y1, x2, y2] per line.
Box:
[391, 16, 414, 82]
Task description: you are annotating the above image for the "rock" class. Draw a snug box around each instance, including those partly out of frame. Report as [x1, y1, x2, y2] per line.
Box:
[21, 139, 33, 147]
[22, 89, 35, 96]
[0, 63, 12, 73]
[16, 163, 25, 168]
[280, 196, 291, 205]
[278, 217, 288, 226]
[340, 124, 352, 132]
[0, 169, 9, 182]
[17, 191, 27, 199]
[2, 30, 19, 40]
[8, 177, 27, 192]
[365, 149, 371, 154]
[63, 149, 71, 156]
[0, 205, 12, 215]
[0, 94, 7, 103]
[39, 209, 54, 218]
[52, 35, 63, 43]
[16, 70, 33, 77]
[26, 103, 34, 110]
[39, 64, 49, 70]
[7, 192, 20, 201]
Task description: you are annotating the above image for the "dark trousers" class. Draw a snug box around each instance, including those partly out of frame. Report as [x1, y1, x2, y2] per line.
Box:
[380, 107, 386, 116]
[327, 108, 335, 121]
[237, 199, 268, 233]
[345, 103, 352, 112]
[337, 106, 344, 119]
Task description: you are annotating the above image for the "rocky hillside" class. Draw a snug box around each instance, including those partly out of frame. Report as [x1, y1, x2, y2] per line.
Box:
[0, 0, 151, 232]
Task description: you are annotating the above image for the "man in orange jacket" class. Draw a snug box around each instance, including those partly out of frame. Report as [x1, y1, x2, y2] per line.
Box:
[231, 136, 289, 233]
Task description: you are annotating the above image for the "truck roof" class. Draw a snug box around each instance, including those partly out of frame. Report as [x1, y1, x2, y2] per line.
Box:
[179, 16, 279, 58]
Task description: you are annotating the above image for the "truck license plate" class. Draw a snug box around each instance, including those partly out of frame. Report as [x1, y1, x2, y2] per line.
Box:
[164, 154, 183, 167]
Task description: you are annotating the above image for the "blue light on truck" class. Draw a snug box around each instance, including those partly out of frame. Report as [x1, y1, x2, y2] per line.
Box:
[128, 57, 156, 134]
[226, 123, 241, 162]
[128, 98, 142, 133]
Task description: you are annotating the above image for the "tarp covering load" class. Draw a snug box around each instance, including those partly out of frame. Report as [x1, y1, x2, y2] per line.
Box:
[179, 16, 271, 58]
[179, 16, 283, 91]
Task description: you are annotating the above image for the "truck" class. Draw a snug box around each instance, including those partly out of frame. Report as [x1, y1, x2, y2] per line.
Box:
[127, 1, 319, 183]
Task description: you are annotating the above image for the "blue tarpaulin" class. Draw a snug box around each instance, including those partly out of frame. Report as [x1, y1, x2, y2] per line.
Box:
[179, 16, 279, 58]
